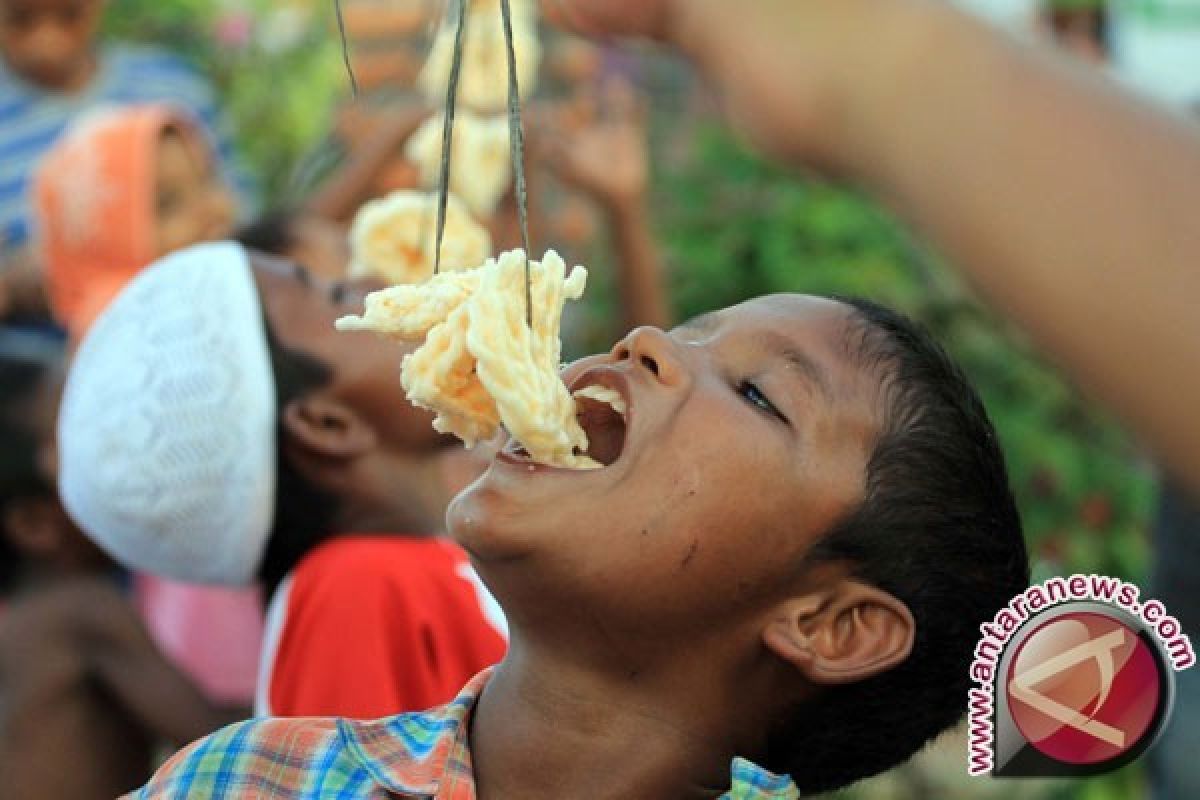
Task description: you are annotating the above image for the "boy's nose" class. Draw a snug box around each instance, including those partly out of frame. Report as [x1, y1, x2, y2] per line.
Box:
[611, 326, 686, 386]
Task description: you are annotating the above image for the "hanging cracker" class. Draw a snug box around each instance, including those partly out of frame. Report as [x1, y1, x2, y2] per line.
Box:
[337, 249, 599, 469]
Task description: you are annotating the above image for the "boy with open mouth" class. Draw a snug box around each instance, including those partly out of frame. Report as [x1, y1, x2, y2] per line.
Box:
[118, 276, 1029, 797]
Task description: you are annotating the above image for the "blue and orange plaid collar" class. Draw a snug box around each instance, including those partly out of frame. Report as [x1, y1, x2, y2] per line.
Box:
[338, 668, 490, 797]
[339, 667, 799, 799]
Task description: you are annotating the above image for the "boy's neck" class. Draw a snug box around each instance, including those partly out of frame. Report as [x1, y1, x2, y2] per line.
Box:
[469, 641, 768, 800]
[332, 453, 450, 536]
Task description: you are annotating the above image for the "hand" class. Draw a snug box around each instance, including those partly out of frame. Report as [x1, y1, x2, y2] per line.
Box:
[535, 80, 649, 210]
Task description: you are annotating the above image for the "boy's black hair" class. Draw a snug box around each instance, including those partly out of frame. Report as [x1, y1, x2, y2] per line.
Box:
[256, 317, 338, 596]
[0, 331, 63, 594]
[234, 211, 299, 260]
[765, 297, 1029, 793]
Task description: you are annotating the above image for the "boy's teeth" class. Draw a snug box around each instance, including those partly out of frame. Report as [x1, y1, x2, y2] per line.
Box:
[573, 384, 627, 417]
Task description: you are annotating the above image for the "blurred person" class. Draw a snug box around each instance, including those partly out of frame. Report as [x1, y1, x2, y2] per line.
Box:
[542, 0, 1200, 495]
[535, 77, 671, 332]
[0, 0, 251, 288]
[255, 90, 670, 334]
[33, 105, 502, 716]
[0, 329, 240, 799]
[32, 104, 265, 706]
[33, 105, 236, 340]
[57, 242, 508, 719]
[233, 105, 431, 281]
[1033, 18, 1195, 797]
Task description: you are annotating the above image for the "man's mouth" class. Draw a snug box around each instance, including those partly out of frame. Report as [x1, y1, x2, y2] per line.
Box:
[500, 369, 631, 470]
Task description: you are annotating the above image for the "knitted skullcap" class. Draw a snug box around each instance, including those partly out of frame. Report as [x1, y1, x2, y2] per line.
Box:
[58, 242, 276, 585]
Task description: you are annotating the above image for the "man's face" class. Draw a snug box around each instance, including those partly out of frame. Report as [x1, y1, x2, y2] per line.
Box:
[0, 0, 103, 90]
[252, 256, 451, 453]
[448, 295, 882, 641]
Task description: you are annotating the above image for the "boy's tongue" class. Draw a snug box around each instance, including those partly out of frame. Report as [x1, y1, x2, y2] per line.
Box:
[572, 390, 627, 467]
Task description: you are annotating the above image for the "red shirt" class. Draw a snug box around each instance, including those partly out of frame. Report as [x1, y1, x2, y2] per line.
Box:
[255, 536, 507, 718]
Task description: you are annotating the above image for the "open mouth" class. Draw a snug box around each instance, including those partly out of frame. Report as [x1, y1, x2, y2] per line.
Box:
[571, 383, 628, 467]
[500, 371, 630, 469]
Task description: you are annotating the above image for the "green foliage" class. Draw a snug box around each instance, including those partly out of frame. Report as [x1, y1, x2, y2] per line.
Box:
[655, 125, 1154, 584]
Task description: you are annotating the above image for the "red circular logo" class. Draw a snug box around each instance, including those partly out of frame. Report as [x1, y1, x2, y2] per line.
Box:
[1005, 611, 1164, 765]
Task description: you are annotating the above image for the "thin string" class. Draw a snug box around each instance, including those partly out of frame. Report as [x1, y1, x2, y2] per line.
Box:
[333, 0, 359, 96]
[433, 0, 470, 275]
[499, 0, 533, 327]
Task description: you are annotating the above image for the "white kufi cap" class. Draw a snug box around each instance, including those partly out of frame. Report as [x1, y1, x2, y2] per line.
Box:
[58, 242, 277, 585]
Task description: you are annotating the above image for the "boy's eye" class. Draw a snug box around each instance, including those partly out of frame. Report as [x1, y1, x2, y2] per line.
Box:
[156, 191, 182, 216]
[737, 381, 787, 424]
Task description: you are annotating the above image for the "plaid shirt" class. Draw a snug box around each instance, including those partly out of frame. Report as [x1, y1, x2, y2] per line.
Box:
[130, 669, 800, 799]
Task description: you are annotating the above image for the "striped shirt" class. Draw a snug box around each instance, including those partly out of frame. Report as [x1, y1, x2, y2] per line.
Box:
[130, 669, 801, 799]
[0, 44, 251, 251]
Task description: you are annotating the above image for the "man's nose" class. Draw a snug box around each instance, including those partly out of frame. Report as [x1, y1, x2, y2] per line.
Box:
[611, 326, 687, 387]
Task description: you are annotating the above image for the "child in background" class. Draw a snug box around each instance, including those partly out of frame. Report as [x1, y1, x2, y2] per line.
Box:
[34, 105, 236, 340]
[0, 0, 249, 258]
[0, 330, 241, 799]
[58, 242, 509, 719]
[32, 104, 264, 706]
[534, 77, 670, 333]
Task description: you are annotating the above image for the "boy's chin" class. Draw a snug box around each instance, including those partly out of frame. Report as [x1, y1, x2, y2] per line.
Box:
[446, 455, 610, 561]
[445, 479, 536, 563]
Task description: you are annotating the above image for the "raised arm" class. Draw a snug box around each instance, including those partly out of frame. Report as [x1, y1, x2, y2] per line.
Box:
[536, 82, 670, 331]
[303, 106, 428, 223]
[545, 0, 1200, 492]
[75, 584, 245, 746]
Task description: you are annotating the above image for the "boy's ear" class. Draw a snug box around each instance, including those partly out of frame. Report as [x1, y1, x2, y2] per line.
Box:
[281, 395, 377, 461]
[762, 580, 915, 686]
[3, 496, 65, 558]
